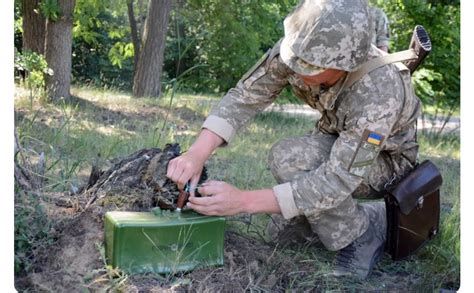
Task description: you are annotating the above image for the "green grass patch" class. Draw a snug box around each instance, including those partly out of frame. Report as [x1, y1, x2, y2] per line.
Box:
[422, 104, 460, 117]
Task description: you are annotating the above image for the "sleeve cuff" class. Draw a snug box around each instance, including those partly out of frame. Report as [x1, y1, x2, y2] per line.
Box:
[272, 182, 301, 219]
[202, 115, 236, 145]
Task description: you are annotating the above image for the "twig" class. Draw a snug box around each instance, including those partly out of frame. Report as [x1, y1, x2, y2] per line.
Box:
[437, 106, 455, 135]
[154, 79, 178, 147]
[15, 130, 28, 167]
[14, 164, 33, 192]
[154, 64, 207, 147]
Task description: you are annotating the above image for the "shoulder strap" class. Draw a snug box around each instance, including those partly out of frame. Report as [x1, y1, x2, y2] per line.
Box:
[343, 49, 418, 91]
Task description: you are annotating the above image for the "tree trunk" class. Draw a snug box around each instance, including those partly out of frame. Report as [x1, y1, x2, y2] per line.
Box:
[132, 0, 172, 98]
[127, 0, 141, 75]
[44, 0, 76, 102]
[21, 0, 46, 54]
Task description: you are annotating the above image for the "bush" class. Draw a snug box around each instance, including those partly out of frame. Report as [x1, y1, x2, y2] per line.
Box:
[14, 191, 57, 275]
[372, 0, 460, 111]
[14, 50, 53, 103]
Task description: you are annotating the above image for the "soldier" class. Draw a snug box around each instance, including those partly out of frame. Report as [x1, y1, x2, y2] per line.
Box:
[167, 0, 421, 279]
[370, 5, 391, 52]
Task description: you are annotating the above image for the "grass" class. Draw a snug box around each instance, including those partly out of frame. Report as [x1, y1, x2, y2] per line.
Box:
[14, 85, 460, 291]
[422, 103, 460, 118]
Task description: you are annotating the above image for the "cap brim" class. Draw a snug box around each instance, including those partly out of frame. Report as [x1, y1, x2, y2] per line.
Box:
[280, 37, 326, 76]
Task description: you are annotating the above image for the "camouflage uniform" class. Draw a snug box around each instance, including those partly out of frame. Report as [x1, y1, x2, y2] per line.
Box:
[370, 6, 391, 49]
[201, 0, 421, 251]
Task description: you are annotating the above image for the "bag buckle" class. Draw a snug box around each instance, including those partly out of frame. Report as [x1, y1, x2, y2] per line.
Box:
[384, 174, 398, 190]
[417, 196, 424, 209]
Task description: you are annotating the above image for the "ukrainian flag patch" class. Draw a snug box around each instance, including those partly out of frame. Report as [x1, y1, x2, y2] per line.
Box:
[348, 129, 385, 177]
[367, 132, 382, 146]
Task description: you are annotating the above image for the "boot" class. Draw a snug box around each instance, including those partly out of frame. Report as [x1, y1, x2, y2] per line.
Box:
[332, 202, 387, 279]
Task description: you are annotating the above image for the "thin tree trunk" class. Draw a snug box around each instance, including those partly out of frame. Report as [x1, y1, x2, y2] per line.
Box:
[127, 0, 141, 72]
[44, 0, 76, 102]
[437, 106, 455, 135]
[175, 0, 186, 76]
[421, 112, 426, 135]
[138, 0, 146, 38]
[133, 0, 172, 98]
[21, 0, 46, 55]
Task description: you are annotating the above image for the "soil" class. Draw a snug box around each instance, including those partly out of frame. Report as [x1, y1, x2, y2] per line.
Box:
[14, 144, 186, 291]
[18, 199, 319, 292]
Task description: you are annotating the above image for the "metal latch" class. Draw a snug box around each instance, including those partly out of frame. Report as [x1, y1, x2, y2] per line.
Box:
[416, 196, 424, 209]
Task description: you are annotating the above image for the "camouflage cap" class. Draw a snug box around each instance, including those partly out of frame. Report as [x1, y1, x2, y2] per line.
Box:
[280, 0, 372, 75]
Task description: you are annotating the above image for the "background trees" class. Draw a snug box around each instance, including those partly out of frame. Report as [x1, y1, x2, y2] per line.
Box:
[21, 0, 46, 55]
[131, 0, 172, 97]
[44, 0, 76, 102]
[372, 0, 460, 117]
[17, 0, 76, 102]
[14, 0, 460, 111]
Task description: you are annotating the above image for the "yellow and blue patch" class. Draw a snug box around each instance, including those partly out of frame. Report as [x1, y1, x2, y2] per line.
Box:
[348, 129, 385, 177]
[367, 132, 382, 146]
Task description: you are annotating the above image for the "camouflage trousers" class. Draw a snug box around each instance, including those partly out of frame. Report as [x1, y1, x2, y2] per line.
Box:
[266, 132, 395, 251]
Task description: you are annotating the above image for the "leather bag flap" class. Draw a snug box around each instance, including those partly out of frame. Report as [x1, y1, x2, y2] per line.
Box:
[390, 160, 443, 215]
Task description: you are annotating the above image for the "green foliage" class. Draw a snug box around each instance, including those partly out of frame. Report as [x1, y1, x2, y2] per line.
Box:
[14, 0, 459, 106]
[72, 0, 134, 89]
[165, 0, 459, 105]
[372, 0, 460, 110]
[40, 0, 61, 21]
[412, 68, 443, 104]
[164, 0, 298, 92]
[14, 50, 53, 102]
[109, 42, 135, 68]
[14, 1, 23, 50]
[14, 191, 57, 274]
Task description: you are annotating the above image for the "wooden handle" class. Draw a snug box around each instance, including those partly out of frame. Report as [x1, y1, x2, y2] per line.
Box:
[176, 190, 189, 209]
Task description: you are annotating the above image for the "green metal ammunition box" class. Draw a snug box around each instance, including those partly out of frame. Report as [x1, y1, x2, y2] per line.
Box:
[104, 210, 225, 274]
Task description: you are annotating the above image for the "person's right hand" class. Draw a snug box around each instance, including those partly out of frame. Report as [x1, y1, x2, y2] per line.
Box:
[166, 128, 225, 196]
[166, 150, 205, 197]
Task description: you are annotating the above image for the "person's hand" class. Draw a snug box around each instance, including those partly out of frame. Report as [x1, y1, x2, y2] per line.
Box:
[187, 181, 246, 216]
[167, 129, 225, 195]
[166, 150, 205, 196]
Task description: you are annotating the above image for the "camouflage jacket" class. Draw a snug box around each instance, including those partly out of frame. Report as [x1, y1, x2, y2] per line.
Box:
[370, 6, 390, 49]
[202, 41, 421, 219]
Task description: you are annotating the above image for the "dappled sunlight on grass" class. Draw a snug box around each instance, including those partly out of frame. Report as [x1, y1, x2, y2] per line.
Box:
[94, 125, 136, 137]
[71, 86, 134, 104]
[419, 134, 460, 160]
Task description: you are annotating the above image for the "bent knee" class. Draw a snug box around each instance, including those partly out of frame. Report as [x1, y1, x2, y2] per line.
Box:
[268, 139, 295, 183]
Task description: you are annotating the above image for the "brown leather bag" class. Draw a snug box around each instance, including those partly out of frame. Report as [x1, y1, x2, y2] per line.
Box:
[384, 160, 442, 260]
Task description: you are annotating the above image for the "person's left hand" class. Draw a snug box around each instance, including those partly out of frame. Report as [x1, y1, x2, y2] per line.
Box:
[187, 181, 246, 216]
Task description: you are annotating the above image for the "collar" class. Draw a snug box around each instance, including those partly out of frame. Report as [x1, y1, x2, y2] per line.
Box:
[318, 73, 349, 110]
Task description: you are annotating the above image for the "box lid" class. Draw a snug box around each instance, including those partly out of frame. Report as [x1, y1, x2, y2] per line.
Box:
[105, 210, 224, 228]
